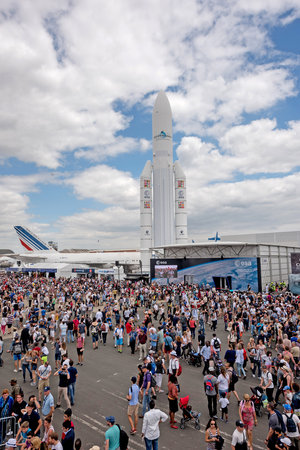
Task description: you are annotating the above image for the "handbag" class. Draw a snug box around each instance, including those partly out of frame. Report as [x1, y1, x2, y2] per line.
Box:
[215, 434, 224, 450]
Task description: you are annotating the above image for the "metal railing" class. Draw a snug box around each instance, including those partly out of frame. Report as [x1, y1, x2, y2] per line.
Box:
[0, 416, 18, 448]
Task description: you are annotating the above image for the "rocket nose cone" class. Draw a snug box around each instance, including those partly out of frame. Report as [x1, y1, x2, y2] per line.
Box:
[153, 90, 172, 116]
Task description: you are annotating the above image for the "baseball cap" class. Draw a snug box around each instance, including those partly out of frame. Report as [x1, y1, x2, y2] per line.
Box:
[236, 420, 244, 427]
[283, 386, 291, 391]
[170, 351, 177, 356]
[283, 403, 292, 411]
[105, 416, 115, 424]
[44, 386, 50, 392]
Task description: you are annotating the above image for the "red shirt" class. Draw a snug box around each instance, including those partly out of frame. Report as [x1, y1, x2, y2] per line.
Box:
[125, 322, 132, 334]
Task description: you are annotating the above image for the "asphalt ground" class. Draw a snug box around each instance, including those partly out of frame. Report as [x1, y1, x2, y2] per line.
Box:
[0, 312, 272, 449]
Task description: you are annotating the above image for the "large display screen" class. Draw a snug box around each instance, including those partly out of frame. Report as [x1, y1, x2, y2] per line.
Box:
[151, 257, 260, 292]
[291, 253, 300, 274]
[154, 265, 178, 278]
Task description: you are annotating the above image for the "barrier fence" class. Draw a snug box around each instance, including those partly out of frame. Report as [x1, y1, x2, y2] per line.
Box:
[0, 416, 18, 448]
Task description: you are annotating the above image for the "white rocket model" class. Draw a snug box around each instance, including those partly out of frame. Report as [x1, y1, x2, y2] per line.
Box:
[140, 91, 188, 264]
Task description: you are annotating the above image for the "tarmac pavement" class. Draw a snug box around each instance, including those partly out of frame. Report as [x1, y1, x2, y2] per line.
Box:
[0, 314, 271, 449]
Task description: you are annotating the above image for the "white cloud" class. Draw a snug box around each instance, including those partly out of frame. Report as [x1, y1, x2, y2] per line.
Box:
[56, 206, 139, 250]
[66, 165, 139, 209]
[0, 174, 52, 250]
[0, 0, 299, 251]
[0, 0, 298, 168]
[187, 174, 300, 239]
[220, 119, 300, 174]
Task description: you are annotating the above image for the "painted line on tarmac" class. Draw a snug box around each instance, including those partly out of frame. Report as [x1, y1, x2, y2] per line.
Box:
[100, 388, 266, 450]
[83, 414, 145, 450]
[74, 413, 143, 450]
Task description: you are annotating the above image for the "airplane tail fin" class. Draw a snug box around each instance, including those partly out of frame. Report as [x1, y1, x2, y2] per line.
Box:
[14, 226, 55, 251]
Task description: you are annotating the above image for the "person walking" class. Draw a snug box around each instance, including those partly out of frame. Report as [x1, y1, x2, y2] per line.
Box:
[205, 418, 221, 450]
[201, 341, 212, 375]
[140, 365, 152, 418]
[76, 333, 84, 366]
[204, 367, 219, 419]
[67, 360, 78, 406]
[231, 420, 248, 450]
[126, 376, 140, 435]
[260, 365, 274, 402]
[104, 416, 120, 450]
[142, 400, 168, 450]
[168, 375, 179, 429]
[54, 364, 71, 410]
[239, 394, 257, 450]
[37, 361, 52, 403]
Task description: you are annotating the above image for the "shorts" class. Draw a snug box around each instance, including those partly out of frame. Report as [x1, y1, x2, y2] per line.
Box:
[7, 324, 12, 329]
[55, 354, 61, 361]
[228, 382, 235, 392]
[77, 348, 83, 355]
[92, 335, 98, 343]
[221, 407, 228, 414]
[116, 338, 123, 346]
[13, 354, 21, 361]
[31, 364, 37, 371]
[168, 398, 178, 413]
[127, 404, 139, 417]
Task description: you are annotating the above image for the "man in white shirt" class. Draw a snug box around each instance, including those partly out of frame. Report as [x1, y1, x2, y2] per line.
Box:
[282, 403, 300, 449]
[231, 420, 248, 450]
[142, 400, 168, 449]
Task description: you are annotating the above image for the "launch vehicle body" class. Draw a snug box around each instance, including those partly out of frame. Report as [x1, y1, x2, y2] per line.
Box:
[140, 91, 188, 262]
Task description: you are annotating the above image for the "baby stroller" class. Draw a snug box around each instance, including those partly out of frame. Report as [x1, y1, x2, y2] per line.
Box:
[250, 386, 264, 417]
[179, 395, 201, 430]
[187, 348, 202, 367]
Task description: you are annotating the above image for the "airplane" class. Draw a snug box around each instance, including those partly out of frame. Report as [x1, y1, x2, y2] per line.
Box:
[208, 232, 221, 241]
[0, 226, 141, 267]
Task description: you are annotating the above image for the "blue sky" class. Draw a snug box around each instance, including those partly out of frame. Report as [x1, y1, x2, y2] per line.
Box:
[0, 0, 300, 251]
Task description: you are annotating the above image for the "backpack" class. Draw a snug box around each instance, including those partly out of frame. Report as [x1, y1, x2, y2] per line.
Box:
[205, 377, 214, 392]
[117, 424, 129, 450]
[274, 409, 286, 434]
[231, 370, 239, 384]
[14, 342, 22, 354]
[151, 374, 157, 388]
[292, 392, 300, 410]
[101, 323, 106, 332]
[283, 413, 297, 433]
[213, 338, 220, 350]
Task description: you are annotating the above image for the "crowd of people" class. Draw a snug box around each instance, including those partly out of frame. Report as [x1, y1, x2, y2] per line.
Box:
[0, 273, 299, 450]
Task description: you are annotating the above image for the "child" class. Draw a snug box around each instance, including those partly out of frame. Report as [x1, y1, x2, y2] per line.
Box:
[16, 421, 31, 447]
[283, 386, 293, 404]
[219, 392, 229, 423]
[21, 430, 33, 450]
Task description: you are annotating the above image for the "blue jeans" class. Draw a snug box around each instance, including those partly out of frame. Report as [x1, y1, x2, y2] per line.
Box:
[67, 330, 74, 343]
[68, 382, 76, 404]
[236, 362, 245, 377]
[144, 437, 158, 450]
[142, 391, 150, 416]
